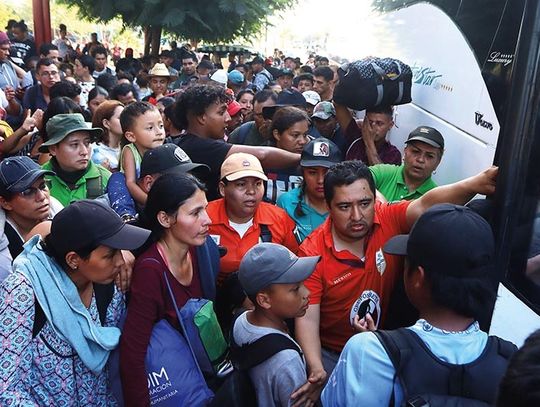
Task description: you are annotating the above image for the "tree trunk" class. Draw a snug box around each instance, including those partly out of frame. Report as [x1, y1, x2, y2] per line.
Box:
[143, 26, 151, 56]
[150, 25, 162, 57]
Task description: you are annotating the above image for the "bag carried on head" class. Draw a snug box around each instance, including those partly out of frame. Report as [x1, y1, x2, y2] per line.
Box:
[334, 57, 412, 111]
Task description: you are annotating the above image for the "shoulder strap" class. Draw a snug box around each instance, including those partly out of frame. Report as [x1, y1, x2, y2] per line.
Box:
[231, 333, 302, 371]
[237, 123, 251, 145]
[86, 169, 104, 199]
[260, 224, 272, 243]
[374, 329, 413, 406]
[93, 282, 115, 326]
[32, 282, 115, 338]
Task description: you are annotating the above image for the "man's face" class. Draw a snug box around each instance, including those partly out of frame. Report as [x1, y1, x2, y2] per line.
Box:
[12, 28, 24, 41]
[49, 131, 92, 172]
[182, 58, 196, 75]
[201, 101, 231, 139]
[403, 141, 442, 184]
[160, 56, 173, 67]
[94, 53, 107, 71]
[117, 91, 136, 105]
[284, 59, 296, 70]
[149, 77, 169, 96]
[45, 50, 60, 65]
[365, 112, 393, 142]
[253, 99, 276, 135]
[329, 179, 375, 243]
[252, 62, 262, 74]
[235, 66, 246, 76]
[74, 59, 87, 79]
[219, 176, 264, 222]
[313, 116, 337, 138]
[0, 43, 10, 62]
[313, 76, 331, 98]
[277, 75, 293, 90]
[297, 79, 313, 93]
[38, 64, 60, 89]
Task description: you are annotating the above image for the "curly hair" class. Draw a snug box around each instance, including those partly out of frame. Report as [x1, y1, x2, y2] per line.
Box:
[174, 84, 231, 129]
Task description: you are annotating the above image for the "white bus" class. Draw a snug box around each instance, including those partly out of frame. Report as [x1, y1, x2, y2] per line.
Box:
[363, 0, 540, 346]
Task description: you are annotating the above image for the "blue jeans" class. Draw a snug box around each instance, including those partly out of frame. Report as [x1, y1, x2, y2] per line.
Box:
[107, 172, 137, 217]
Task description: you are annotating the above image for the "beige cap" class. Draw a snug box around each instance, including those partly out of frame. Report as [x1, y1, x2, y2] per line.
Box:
[220, 153, 268, 181]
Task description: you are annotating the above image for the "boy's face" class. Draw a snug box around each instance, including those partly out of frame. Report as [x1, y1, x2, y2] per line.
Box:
[262, 282, 311, 318]
[201, 100, 230, 139]
[219, 176, 264, 222]
[126, 109, 165, 151]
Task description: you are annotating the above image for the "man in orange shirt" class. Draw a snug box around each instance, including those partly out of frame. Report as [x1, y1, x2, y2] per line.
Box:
[291, 160, 498, 406]
[207, 152, 298, 286]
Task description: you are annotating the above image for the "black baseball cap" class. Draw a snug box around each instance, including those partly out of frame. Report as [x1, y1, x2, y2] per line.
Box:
[140, 144, 210, 178]
[0, 156, 55, 194]
[406, 126, 444, 150]
[262, 89, 307, 120]
[383, 204, 494, 278]
[300, 137, 341, 168]
[49, 200, 150, 256]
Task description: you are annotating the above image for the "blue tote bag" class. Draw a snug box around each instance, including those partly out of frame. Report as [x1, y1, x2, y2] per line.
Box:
[110, 272, 214, 406]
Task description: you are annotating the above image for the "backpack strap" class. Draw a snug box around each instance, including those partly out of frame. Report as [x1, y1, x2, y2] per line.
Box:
[86, 170, 104, 199]
[32, 282, 115, 338]
[259, 224, 272, 243]
[373, 329, 413, 407]
[231, 333, 302, 371]
[237, 123, 251, 145]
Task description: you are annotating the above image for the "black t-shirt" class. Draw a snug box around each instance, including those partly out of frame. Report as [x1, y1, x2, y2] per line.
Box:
[174, 133, 232, 201]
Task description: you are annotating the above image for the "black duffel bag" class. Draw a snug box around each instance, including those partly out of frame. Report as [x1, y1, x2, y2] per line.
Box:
[334, 57, 412, 110]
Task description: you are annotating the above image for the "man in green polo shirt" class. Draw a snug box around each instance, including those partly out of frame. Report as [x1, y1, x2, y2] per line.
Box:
[40, 113, 110, 206]
[370, 126, 444, 201]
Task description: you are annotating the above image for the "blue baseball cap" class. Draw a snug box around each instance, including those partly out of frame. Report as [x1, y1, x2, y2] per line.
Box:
[0, 156, 55, 194]
[228, 70, 244, 85]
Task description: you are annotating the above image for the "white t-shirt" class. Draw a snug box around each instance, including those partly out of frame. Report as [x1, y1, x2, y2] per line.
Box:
[229, 218, 253, 238]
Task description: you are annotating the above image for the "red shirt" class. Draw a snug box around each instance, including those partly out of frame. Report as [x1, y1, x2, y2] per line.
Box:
[299, 200, 410, 352]
[207, 198, 299, 284]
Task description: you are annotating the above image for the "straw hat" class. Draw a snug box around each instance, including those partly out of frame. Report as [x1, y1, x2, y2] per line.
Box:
[148, 63, 177, 79]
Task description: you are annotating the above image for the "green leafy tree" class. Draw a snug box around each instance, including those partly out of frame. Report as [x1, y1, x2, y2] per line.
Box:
[58, 0, 296, 55]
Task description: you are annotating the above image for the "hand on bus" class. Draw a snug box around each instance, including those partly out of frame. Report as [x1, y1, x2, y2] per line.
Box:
[470, 165, 498, 196]
[290, 367, 327, 407]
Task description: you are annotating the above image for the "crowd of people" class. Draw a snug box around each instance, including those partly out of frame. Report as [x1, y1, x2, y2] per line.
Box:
[0, 21, 538, 407]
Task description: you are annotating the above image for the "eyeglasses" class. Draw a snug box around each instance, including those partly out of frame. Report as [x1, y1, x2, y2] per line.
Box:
[19, 182, 48, 199]
[40, 71, 60, 78]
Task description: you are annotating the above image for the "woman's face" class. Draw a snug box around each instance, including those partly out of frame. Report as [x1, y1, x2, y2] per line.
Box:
[104, 106, 124, 138]
[274, 120, 309, 154]
[75, 245, 125, 284]
[88, 94, 107, 117]
[162, 189, 211, 247]
[238, 93, 254, 112]
[303, 166, 329, 201]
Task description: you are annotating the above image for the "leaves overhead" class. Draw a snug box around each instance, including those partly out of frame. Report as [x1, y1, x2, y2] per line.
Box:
[58, 0, 296, 42]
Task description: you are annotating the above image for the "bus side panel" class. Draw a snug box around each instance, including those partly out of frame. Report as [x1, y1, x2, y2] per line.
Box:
[490, 284, 540, 346]
[365, 3, 500, 182]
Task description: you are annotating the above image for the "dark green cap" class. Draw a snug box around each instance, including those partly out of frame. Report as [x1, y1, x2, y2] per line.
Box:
[39, 113, 103, 153]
